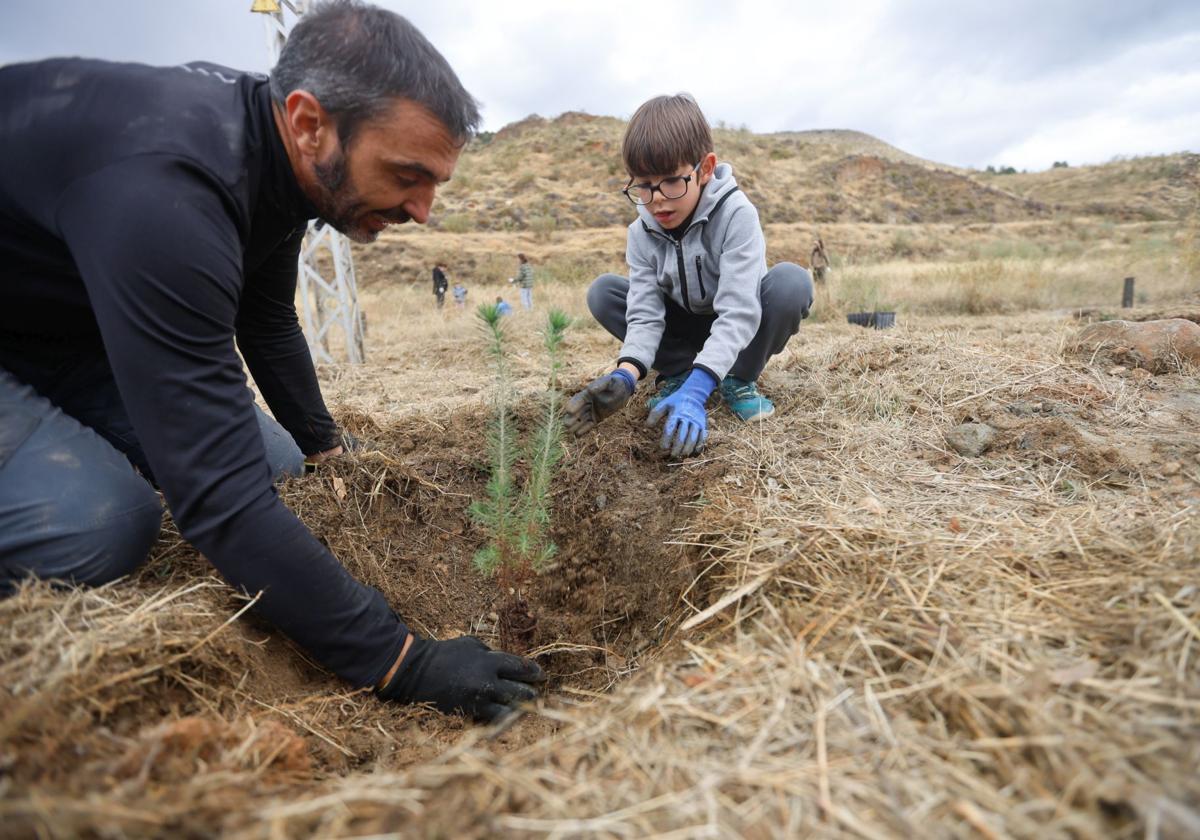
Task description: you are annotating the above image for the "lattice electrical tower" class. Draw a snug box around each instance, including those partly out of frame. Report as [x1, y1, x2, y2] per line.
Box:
[252, 0, 366, 364]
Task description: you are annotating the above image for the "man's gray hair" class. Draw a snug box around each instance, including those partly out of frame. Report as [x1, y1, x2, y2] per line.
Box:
[270, 0, 481, 145]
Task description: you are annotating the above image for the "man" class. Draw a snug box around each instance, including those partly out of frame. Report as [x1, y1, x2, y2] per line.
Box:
[0, 1, 543, 722]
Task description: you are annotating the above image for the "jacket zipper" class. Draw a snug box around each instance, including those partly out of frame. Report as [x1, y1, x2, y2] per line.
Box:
[674, 239, 691, 312]
[642, 186, 742, 314]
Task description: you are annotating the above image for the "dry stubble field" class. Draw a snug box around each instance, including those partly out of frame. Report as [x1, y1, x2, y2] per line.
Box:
[2, 220, 1198, 838]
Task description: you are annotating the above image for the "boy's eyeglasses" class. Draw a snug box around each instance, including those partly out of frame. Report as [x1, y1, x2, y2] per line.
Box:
[622, 162, 701, 206]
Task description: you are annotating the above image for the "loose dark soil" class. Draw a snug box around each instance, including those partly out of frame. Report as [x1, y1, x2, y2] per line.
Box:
[303, 394, 727, 690]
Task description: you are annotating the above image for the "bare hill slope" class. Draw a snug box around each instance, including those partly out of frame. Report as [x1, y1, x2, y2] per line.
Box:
[979, 152, 1200, 222]
[429, 112, 1195, 232]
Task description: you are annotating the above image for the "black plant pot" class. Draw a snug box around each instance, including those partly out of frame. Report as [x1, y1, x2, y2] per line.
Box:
[847, 311, 896, 329]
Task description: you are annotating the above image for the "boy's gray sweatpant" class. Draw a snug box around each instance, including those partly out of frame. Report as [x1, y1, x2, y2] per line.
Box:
[587, 262, 814, 382]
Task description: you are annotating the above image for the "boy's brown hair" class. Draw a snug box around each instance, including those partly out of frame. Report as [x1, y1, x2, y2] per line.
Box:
[622, 93, 713, 178]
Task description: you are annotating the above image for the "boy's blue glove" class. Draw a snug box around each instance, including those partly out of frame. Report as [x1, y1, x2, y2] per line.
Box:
[645, 368, 717, 458]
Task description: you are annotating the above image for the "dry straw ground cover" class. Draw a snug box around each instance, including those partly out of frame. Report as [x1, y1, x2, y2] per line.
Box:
[2, 220, 1199, 838]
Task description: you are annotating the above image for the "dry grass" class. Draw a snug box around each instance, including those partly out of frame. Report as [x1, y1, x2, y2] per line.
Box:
[3, 227, 1199, 837]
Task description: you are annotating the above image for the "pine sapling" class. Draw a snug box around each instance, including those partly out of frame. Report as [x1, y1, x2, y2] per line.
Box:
[470, 303, 520, 576]
[515, 309, 571, 570]
[469, 306, 572, 650]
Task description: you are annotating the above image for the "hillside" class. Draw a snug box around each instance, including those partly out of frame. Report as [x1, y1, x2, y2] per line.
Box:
[429, 112, 1197, 233]
[978, 152, 1200, 222]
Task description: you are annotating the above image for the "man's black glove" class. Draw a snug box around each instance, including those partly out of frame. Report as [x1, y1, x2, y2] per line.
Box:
[563, 369, 636, 437]
[378, 634, 546, 722]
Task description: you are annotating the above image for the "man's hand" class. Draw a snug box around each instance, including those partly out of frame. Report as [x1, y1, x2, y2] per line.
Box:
[645, 368, 717, 458]
[377, 634, 546, 722]
[563, 369, 637, 437]
[305, 445, 343, 466]
[304, 431, 367, 468]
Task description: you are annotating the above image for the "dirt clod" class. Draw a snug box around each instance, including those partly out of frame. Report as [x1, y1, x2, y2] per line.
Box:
[1072, 318, 1200, 373]
[945, 422, 996, 456]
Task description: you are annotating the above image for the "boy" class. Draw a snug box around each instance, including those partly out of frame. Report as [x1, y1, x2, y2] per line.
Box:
[495, 296, 513, 316]
[452, 282, 468, 308]
[564, 94, 813, 457]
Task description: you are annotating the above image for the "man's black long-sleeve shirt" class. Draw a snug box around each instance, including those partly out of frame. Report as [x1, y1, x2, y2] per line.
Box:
[0, 58, 407, 686]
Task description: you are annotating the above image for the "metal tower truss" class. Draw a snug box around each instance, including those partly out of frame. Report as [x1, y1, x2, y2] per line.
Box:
[252, 0, 366, 365]
[299, 223, 366, 364]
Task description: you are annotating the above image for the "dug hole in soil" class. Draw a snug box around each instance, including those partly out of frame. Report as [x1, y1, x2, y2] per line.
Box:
[289, 392, 728, 694]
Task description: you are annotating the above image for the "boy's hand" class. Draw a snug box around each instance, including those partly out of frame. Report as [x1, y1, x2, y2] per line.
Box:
[645, 368, 717, 458]
[563, 369, 636, 437]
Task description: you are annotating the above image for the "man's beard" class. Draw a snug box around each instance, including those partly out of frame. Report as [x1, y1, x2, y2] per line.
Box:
[312, 146, 410, 244]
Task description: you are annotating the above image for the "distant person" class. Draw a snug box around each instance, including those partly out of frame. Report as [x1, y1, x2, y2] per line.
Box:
[432, 261, 449, 308]
[811, 237, 830, 284]
[511, 253, 535, 311]
[0, 1, 543, 723]
[495, 296, 513, 317]
[452, 282, 468, 308]
[565, 93, 813, 457]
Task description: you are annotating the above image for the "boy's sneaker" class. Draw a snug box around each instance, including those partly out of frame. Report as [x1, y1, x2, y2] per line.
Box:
[646, 372, 689, 411]
[720, 376, 775, 421]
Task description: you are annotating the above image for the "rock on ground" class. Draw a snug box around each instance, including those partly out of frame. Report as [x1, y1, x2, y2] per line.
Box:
[945, 422, 996, 457]
[1071, 318, 1200, 373]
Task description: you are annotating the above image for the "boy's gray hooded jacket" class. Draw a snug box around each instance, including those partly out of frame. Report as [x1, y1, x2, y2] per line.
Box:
[619, 162, 767, 382]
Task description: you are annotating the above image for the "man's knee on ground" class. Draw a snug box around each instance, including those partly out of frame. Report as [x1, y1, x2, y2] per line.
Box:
[81, 491, 163, 584]
[4, 474, 161, 591]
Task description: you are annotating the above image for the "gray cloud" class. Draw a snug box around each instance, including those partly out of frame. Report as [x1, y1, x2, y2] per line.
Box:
[880, 0, 1200, 80]
[2, 0, 1196, 171]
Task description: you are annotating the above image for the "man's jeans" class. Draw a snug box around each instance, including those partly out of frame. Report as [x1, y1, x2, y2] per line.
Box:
[0, 348, 305, 595]
[519, 287, 533, 311]
[586, 262, 814, 382]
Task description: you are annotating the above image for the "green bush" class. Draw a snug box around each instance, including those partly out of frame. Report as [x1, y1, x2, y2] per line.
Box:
[528, 213, 557, 241]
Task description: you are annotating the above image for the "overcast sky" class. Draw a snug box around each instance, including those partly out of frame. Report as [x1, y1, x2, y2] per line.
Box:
[3, 0, 1197, 171]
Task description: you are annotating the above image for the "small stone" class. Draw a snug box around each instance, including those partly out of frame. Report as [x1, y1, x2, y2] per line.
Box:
[1108, 366, 1127, 376]
[595, 493, 607, 510]
[945, 422, 997, 457]
[488, 611, 499, 623]
[1162, 461, 1182, 476]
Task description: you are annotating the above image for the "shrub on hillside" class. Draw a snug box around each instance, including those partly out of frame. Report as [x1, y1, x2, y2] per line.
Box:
[439, 213, 474, 233]
[528, 213, 557, 241]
